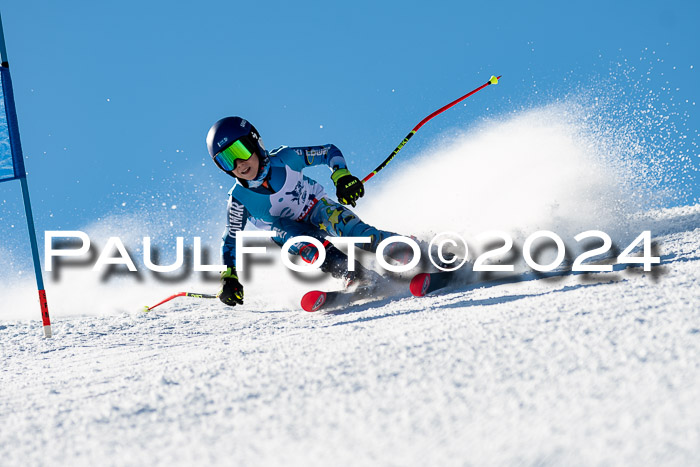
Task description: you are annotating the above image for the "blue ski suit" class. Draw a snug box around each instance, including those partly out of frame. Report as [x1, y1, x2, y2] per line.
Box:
[221, 144, 398, 269]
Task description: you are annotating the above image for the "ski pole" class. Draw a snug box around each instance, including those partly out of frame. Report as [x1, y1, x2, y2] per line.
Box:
[143, 292, 218, 312]
[362, 75, 501, 183]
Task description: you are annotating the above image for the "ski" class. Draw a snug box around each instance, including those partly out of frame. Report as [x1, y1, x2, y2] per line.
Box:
[301, 274, 402, 312]
[304, 268, 466, 311]
[409, 271, 459, 297]
[300, 283, 383, 312]
[301, 289, 347, 312]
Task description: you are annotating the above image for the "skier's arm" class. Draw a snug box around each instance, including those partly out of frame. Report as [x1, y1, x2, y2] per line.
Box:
[221, 196, 277, 268]
[219, 194, 249, 307]
[283, 144, 365, 206]
[221, 195, 249, 269]
[285, 144, 348, 172]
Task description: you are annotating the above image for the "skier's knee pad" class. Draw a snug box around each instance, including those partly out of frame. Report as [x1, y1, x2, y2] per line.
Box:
[299, 241, 323, 264]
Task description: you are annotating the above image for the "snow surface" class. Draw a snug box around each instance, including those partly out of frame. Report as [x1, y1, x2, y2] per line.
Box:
[1, 93, 698, 465]
[1, 204, 699, 466]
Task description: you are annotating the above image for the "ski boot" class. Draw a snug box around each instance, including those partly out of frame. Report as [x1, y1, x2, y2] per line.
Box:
[320, 244, 383, 289]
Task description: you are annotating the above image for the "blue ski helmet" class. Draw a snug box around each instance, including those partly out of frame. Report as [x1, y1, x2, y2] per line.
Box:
[206, 117, 266, 174]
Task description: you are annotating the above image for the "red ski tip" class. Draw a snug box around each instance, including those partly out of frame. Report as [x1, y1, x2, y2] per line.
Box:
[410, 273, 431, 297]
[301, 290, 327, 312]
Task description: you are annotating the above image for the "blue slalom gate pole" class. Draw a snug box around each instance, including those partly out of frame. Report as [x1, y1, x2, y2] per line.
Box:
[20, 176, 52, 336]
[0, 11, 52, 337]
[0, 12, 7, 68]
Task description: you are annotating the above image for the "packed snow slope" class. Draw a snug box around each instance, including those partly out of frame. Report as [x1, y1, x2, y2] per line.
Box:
[1, 86, 698, 465]
[1, 204, 698, 466]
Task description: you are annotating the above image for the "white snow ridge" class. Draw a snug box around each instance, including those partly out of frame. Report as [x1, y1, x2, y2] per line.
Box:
[0, 204, 699, 466]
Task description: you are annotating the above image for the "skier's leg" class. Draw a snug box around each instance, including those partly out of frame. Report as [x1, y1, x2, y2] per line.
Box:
[271, 218, 327, 261]
[272, 218, 378, 284]
[305, 198, 423, 266]
[305, 198, 396, 250]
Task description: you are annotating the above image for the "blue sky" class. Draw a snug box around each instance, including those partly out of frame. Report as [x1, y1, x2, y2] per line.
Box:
[0, 0, 698, 265]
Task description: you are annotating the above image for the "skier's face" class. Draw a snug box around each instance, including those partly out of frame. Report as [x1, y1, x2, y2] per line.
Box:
[232, 152, 259, 180]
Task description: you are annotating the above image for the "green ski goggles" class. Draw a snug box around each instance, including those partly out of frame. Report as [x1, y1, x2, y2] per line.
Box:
[214, 139, 255, 172]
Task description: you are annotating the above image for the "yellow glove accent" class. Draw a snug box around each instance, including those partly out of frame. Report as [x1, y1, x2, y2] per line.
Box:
[331, 168, 351, 185]
[221, 267, 238, 280]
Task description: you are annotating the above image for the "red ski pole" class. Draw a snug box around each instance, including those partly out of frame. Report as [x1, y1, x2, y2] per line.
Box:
[143, 292, 218, 312]
[362, 75, 501, 183]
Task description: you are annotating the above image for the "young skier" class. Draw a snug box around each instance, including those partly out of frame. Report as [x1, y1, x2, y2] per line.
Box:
[207, 116, 410, 307]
